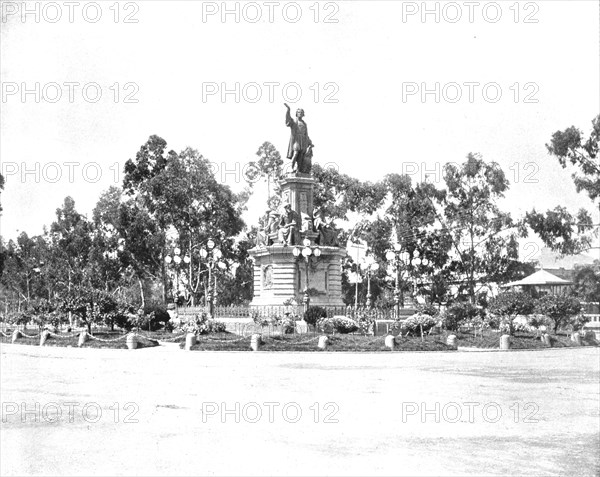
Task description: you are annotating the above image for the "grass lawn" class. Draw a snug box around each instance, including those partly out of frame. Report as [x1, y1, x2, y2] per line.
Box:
[2, 327, 598, 351]
[185, 332, 454, 352]
[0, 329, 163, 349]
[442, 329, 600, 349]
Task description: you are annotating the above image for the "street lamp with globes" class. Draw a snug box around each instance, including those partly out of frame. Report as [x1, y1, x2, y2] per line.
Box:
[407, 250, 429, 305]
[361, 255, 380, 308]
[164, 247, 187, 303]
[165, 239, 226, 313]
[293, 238, 322, 311]
[385, 245, 430, 317]
[198, 239, 227, 318]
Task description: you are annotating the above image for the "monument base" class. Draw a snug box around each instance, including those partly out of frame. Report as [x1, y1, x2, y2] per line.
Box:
[249, 245, 346, 307]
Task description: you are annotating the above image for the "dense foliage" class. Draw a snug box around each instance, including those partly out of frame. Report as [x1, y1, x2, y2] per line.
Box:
[0, 122, 597, 331]
[535, 295, 583, 333]
[304, 306, 328, 327]
[442, 302, 482, 332]
[318, 316, 359, 334]
[395, 313, 438, 337]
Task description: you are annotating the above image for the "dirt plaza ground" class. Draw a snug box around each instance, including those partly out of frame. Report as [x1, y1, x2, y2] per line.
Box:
[1, 344, 598, 476]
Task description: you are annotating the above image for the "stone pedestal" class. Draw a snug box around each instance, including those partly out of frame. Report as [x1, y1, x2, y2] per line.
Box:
[279, 174, 315, 222]
[249, 173, 346, 307]
[249, 245, 345, 307]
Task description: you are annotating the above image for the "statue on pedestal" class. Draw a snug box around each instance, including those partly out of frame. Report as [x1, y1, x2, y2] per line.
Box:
[256, 209, 280, 246]
[285, 103, 314, 174]
[277, 203, 300, 246]
[313, 206, 339, 246]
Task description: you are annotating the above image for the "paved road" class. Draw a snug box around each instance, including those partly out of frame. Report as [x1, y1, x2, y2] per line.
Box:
[1, 344, 598, 476]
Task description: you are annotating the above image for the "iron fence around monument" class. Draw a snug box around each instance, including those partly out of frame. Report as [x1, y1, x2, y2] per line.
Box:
[176, 304, 417, 321]
[175, 304, 416, 337]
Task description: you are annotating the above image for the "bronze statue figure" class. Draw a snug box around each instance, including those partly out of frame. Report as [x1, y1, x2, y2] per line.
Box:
[313, 206, 339, 246]
[256, 209, 280, 246]
[285, 103, 314, 174]
[277, 203, 299, 246]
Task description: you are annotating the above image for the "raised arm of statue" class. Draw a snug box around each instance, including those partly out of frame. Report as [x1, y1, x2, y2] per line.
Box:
[285, 103, 293, 127]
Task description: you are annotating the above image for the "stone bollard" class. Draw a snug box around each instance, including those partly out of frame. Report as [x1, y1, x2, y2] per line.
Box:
[541, 333, 551, 347]
[317, 335, 329, 350]
[500, 334, 511, 350]
[126, 333, 138, 350]
[78, 331, 89, 347]
[571, 332, 582, 346]
[384, 334, 395, 351]
[582, 330, 596, 341]
[184, 333, 197, 351]
[40, 330, 51, 346]
[11, 329, 21, 343]
[446, 334, 457, 347]
[250, 334, 262, 351]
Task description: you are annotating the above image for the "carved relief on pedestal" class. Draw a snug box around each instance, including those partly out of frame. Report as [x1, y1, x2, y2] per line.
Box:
[299, 192, 308, 215]
[263, 265, 273, 289]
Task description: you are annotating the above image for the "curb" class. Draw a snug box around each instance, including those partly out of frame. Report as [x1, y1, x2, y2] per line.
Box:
[457, 345, 600, 353]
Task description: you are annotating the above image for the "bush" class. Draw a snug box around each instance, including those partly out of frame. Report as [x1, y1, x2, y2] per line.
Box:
[304, 306, 327, 327]
[510, 321, 531, 334]
[30, 299, 61, 330]
[317, 316, 359, 334]
[485, 314, 501, 330]
[6, 310, 31, 327]
[489, 292, 535, 317]
[396, 313, 437, 337]
[527, 314, 550, 335]
[205, 320, 227, 334]
[281, 316, 296, 334]
[353, 310, 375, 334]
[442, 302, 481, 331]
[569, 314, 590, 332]
[178, 313, 226, 334]
[112, 306, 134, 330]
[417, 303, 440, 317]
[143, 303, 170, 331]
[535, 294, 582, 333]
[487, 292, 536, 335]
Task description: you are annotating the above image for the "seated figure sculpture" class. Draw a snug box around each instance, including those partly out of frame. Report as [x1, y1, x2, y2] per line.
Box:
[277, 203, 300, 246]
[313, 206, 339, 246]
[256, 209, 280, 246]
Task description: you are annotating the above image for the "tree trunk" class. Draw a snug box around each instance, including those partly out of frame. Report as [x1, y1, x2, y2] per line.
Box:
[161, 245, 167, 303]
[68, 269, 73, 328]
[138, 277, 146, 309]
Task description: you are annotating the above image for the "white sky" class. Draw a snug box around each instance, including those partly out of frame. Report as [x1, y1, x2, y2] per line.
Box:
[1, 0, 599, 261]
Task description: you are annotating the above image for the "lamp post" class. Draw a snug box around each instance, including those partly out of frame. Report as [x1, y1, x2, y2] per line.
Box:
[385, 244, 409, 318]
[198, 239, 226, 318]
[361, 255, 380, 309]
[164, 247, 188, 303]
[385, 245, 429, 318]
[293, 238, 322, 312]
[408, 250, 429, 305]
